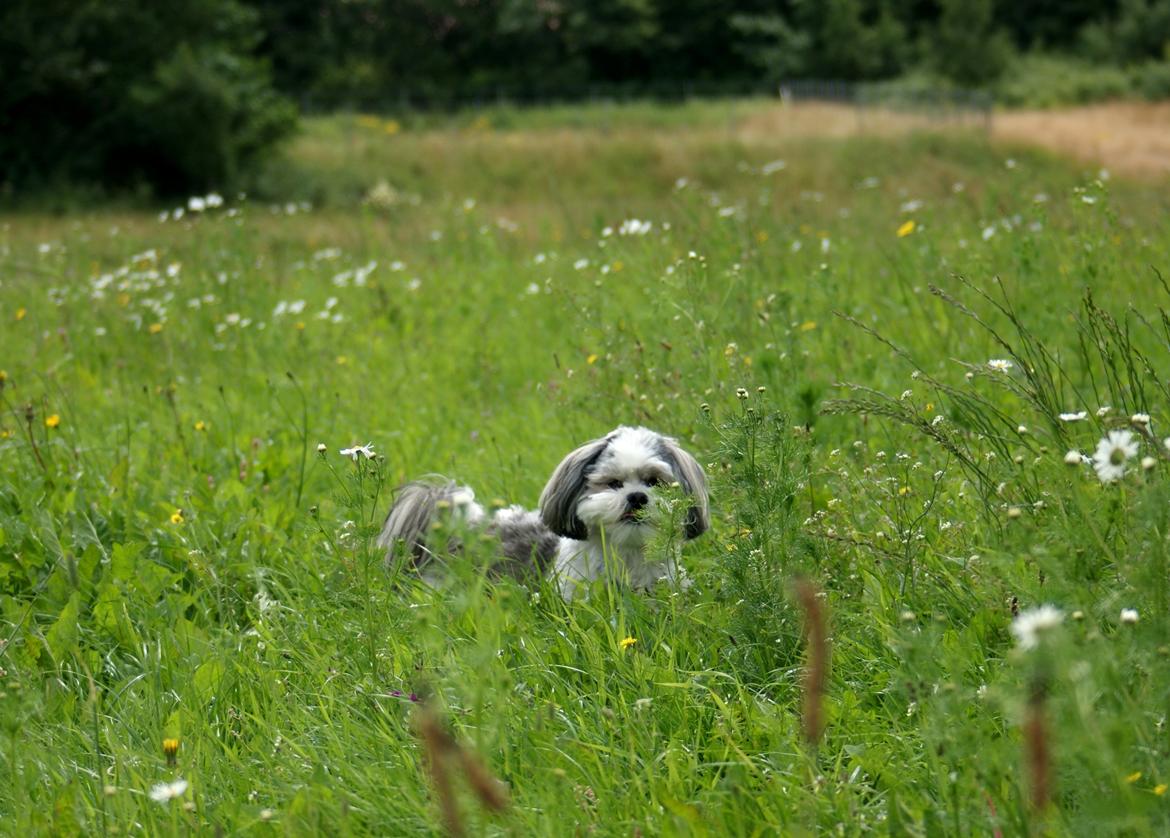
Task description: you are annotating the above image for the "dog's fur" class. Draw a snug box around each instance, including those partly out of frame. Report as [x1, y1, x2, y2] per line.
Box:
[377, 426, 708, 598]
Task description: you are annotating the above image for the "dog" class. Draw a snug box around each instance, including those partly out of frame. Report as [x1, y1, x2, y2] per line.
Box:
[377, 426, 709, 599]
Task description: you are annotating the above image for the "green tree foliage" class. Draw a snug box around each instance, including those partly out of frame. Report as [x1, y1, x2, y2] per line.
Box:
[0, 0, 296, 197]
[924, 0, 1012, 85]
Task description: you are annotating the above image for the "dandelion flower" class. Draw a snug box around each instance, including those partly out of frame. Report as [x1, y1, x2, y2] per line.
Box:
[163, 738, 180, 766]
[170, 510, 184, 525]
[193, 421, 207, 432]
[987, 359, 1013, 372]
[1059, 411, 1087, 422]
[896, 220, 916, 238]
[340, 443, 376, 461]
[1011, 605, 1063, 650]
[1092, 430, 1138, 483]
[1120, 608, 1139, 624]
[45, 414, 61, 429]
[1156, 784, 1168, 796]
[619, 637, 637, 650]
[148, 778, 188, 804]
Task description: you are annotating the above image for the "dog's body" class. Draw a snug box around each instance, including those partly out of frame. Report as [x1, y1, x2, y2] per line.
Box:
[378, 426, 708, 599]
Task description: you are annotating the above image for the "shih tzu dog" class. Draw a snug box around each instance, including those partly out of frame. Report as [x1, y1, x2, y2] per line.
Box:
[378, 426, 709, 599]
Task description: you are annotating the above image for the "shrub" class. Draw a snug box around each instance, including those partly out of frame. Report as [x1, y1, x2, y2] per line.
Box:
[0, 0, 296, 199]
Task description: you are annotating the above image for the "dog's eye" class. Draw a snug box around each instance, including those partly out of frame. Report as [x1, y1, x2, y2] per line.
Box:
[645, 475, 661, 487]
[607, 479, 623, 490]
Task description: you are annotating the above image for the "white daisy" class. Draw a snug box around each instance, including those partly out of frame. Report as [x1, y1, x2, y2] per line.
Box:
[1011, 605, 1063, 651]
[339, 443, 376, 461]
[149, 779, 189, 804]
[1142, 456, 1157, 470]
[1120, 608, 1139, 624]
[1092, 430, 1138, 483]
[1059, 411, 1088, 422]
[987, 359, 1013, 372]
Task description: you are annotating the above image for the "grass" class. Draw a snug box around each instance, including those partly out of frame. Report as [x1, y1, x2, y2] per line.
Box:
[3, 103, 1170, 835]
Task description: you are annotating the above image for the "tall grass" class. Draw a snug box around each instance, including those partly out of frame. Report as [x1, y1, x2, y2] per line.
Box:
[2, 105, 1169, 834]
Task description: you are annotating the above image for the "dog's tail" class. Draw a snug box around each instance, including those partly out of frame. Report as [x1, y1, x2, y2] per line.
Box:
[377, 476, 485, 571]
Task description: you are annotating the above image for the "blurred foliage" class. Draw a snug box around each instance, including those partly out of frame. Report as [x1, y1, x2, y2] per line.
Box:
[0, 0, 296, 198]
[4, 0, 1170, 197]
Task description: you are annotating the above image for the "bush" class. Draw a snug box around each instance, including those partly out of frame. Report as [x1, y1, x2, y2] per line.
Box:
[996, 54, 1133, 107]
[1130, 60, 1170, 99]
[0, 0, 296, 199]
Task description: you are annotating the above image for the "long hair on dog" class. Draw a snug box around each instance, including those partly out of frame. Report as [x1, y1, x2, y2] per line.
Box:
[378, 426, 708, 598]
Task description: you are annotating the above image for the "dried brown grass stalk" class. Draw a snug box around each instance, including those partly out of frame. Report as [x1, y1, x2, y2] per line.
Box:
[415, 704, 510, 837]
[794, 578, 829, 746]
[1023, 680, 1051, 814]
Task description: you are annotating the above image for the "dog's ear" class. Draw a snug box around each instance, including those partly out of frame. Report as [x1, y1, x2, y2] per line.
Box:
[539, 435, 610, 540]
[658, 436, 710, 539]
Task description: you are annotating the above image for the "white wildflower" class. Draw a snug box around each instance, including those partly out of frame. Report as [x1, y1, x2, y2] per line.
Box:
[339, 443, 376, 461]
[1120, 608, 1139, 624]
[987, 359, 1013, 372]
[1131, 413, 1151, 426]
[1092, 429, 1138, 483]
[1064, 450, 1087, 465]
[1011, 605, 1063, 651]
[1059, 411, 1087, 422]
[149, 779, 189, 804]
[1142, 456, 1156, 470]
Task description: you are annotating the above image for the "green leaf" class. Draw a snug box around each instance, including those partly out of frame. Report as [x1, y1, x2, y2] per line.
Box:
[44, 591, 81, 663]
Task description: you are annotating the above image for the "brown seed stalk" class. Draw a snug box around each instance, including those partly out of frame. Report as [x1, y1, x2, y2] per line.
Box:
[794, 578, 829, 746]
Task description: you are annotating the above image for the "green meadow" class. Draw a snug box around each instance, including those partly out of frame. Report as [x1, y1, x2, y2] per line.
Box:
[3, 101, 1170, 835]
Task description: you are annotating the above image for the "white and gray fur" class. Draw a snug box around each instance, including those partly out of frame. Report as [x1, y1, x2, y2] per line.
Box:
[377, 426, 709, 599]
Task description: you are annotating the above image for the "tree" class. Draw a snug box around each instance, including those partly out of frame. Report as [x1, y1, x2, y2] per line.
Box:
[0, 0, 296, 197]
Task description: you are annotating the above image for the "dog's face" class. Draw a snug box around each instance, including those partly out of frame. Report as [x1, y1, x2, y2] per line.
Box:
[539, 426, 709, 544]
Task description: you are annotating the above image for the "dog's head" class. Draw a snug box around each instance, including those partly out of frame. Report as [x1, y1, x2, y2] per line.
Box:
[538, 426, 709, 544]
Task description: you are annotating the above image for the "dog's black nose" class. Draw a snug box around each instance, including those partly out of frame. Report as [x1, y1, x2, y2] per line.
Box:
[627, 491, 649, 510]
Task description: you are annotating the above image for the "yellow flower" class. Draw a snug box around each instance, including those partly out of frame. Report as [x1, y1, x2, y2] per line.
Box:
[294, 321, 305, 331]
[45, 414, 61, 429]
[619, 637, 637, 650]
[170, 509, 184, 525]
[148, 323, 163, 334]
[1126, 771, 1143, 784]
[335, 355, 348, 365]
[897, 219, 917, 238]
[0, 428, 13, 439]
[15, 307, 27, 321]
[0, 370, 7, 383]
[384, 119, 401, 135]
[898, 486, 911, 496]
[755, 231, 768, 244]
[1155, 784, 1168, 796]
[611, 260, 623, 273]
[799, 321, 817, 332]
[193, 421, 208, 432]
[586, 354, 599, 365]
[163, 738, 180, 767]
